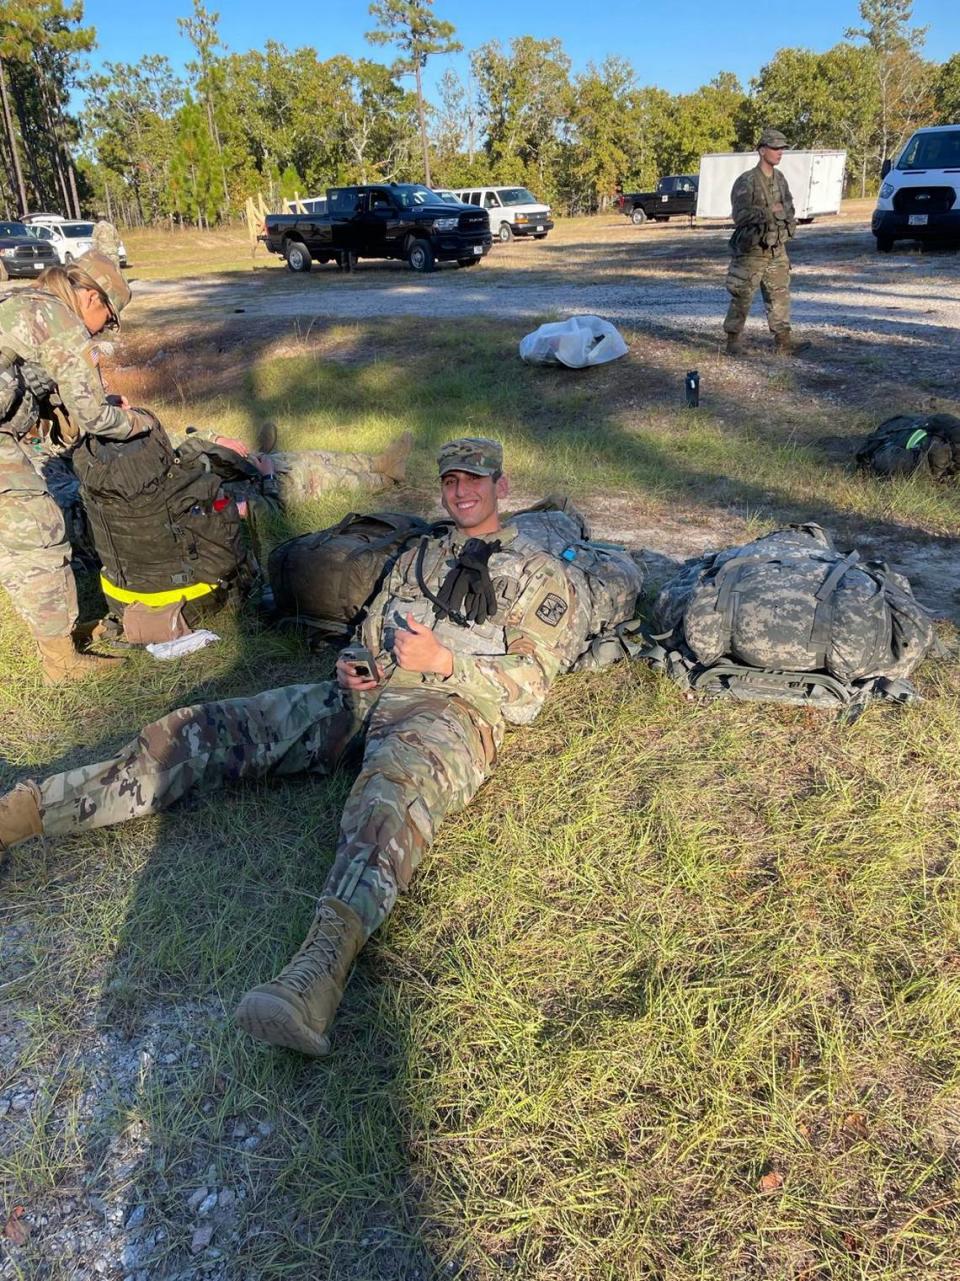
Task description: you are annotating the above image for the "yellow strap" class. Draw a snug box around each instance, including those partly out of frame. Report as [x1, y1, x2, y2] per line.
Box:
[100, 573, 218, 606]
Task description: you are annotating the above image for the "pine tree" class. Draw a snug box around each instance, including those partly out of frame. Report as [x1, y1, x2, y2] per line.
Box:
[366, 0, 461, 187]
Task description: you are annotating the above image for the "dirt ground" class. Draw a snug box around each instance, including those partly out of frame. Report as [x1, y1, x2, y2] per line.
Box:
[126, 206, 960, 346]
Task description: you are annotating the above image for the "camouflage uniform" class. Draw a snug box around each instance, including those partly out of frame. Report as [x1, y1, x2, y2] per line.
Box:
[91, 221, 121, 267]
[271, 448, 402, 503]
[0, 287, 140, 637]
[176, 435, 406, 517]
[33, 518, 579, 938]
[723, 163, 797, 340]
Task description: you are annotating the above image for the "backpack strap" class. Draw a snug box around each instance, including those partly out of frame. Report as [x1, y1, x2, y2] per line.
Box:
[414, 535, 470, 628]
[690, 661, 855, 706]
[573, 617, 649, 670]
[809, 551, 859, 666]
[345, 518, 431, 564]
[711, 553, 771, 654]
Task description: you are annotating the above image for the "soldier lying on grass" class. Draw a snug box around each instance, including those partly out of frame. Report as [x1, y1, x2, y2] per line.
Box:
[0, 437, 585, 1058]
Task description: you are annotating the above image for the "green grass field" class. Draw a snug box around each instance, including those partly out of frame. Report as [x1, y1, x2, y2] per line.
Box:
[2, 312, 960, 1280]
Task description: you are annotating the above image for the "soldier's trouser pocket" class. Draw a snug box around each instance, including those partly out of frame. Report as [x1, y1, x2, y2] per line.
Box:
[724, 251, 790, 335]
[37, 679, 365, 836]
[326, 691, 492, 937]
[0, 438, 76, 636]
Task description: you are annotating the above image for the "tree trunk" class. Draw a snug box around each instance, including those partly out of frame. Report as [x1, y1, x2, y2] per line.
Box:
[68, 160, 80, 218]
[0, 59, 27, 214]
[414, 60, 431, 187]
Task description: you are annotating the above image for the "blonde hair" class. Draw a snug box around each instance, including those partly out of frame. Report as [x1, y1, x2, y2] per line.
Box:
[35, 262, 111, 320]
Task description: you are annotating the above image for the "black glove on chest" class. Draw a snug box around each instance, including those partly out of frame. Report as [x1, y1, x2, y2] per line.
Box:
[417, 536, 502, 626]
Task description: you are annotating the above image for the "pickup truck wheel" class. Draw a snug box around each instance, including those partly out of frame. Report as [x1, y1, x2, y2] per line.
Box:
[630, 207, 647, 225]
[408, 240, 436, 272]
[497, 222, 513, 242]
[285, 241, 312, 272]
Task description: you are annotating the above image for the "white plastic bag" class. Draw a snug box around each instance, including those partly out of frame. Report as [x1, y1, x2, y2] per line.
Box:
[146, 629, 221, 661]
[519, 315, 629, 368]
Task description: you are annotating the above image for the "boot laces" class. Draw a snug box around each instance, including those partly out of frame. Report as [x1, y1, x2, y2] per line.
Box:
[280, 902, 348, 994]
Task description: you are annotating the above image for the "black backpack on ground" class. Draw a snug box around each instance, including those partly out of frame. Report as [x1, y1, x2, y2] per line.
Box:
[71, 411, 252, 615]
[855, 413, 960, 480]
[647, 523, 937, 709]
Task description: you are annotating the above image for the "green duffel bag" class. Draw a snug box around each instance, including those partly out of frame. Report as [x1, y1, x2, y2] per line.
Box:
[267, 511, 432, 640]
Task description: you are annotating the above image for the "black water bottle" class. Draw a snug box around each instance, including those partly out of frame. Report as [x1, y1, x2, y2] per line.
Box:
[685, 370, 700, 407]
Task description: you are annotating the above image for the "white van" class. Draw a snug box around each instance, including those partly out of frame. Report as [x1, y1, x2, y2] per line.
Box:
[872, 124, 960, 252]
[453, 186, 553, 241]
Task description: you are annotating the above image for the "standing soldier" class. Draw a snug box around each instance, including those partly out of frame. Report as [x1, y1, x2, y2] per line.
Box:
[91, 217, 122, 268]
[0, 439, 585, 1058]
[723, 128, 808, 357]
[0, 251, 154, 682]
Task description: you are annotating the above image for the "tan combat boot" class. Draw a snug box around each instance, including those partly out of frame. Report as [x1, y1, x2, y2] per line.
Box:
[36, 635, 122, 686]
[233, 897, 365, 1057]
[0, 781, 43, 873]
[773, 332, 811, 358]
[376, 431, 414, 484]
[255, 420, 279, 454]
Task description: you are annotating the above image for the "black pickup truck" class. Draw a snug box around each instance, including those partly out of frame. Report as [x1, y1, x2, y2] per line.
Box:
[616, 176, 699, 225]
[259, 183, 492, 273]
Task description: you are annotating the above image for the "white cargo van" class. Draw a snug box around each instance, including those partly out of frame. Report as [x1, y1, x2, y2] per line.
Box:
[872, 125, 960, 252]
[453, 186, 553, 241]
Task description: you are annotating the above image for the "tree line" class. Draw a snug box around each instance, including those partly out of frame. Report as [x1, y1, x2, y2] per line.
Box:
[2, 0, 959, 227]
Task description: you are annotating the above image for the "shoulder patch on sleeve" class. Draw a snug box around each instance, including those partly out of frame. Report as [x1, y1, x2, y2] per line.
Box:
[535, 592, 568, 627]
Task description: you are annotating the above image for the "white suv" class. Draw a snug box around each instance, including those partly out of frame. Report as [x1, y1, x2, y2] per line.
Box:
[453, 186, 554, 242]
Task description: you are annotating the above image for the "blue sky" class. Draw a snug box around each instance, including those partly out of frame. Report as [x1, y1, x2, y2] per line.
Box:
[79, 0, 959, 99]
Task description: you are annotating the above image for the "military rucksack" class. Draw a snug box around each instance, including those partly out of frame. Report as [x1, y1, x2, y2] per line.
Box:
[267, 511, 434, 641]
[266, 497, 645, 663]
[648, 523, 936, 708]
[508, 497, 644, 668]
[71, 410, 252, 615]
[855, 413, 960, 481]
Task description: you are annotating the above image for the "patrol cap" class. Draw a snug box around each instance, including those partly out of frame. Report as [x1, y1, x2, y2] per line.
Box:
[75, 250, 131, 327]
[437, 436, 503, 477]
[758, 127, 789, 150]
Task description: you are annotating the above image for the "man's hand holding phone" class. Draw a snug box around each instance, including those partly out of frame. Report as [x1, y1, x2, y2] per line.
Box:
[337, 645, 382, 691]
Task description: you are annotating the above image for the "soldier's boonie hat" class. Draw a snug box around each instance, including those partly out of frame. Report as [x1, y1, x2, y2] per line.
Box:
[758, 127, 789, 150]
[437, 437, 503, 477]
[75, 250, 131, 327]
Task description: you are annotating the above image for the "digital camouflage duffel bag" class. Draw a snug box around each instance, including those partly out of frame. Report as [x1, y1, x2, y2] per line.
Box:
[856, 413, 960, 481]
[267, 496, 644, 664]
[648, 523, 936, 708]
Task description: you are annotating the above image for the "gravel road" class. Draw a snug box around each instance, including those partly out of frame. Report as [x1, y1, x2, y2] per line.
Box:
[129, 220, 960, 342]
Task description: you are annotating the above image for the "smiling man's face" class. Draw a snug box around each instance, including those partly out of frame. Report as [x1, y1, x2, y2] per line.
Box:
[440, 469, 508, 537]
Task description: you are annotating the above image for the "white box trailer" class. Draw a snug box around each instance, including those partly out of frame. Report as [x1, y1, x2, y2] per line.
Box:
[696, 150, 847, 220]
